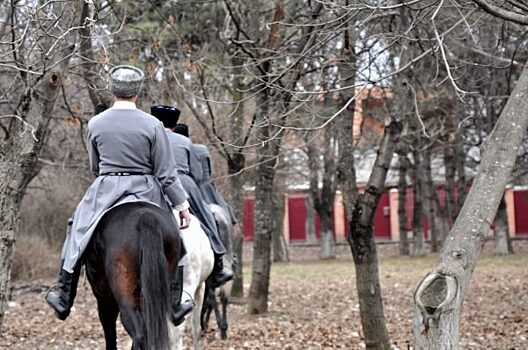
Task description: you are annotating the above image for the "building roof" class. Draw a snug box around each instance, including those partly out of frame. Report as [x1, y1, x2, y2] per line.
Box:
[269, 148, 478, 192]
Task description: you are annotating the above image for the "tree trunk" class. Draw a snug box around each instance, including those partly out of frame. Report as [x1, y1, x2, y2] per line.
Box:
[305, 195, 317, 243]
[455, 120, 468, 207]
[228, 154, 245, 298]
[336, 16, 392, 349]
[227, 46, 248, 298]
[397, 151, 410, 255]
[348, 120, 401, 350]
[272, 191, 289, 262]
[79, 1, 111, 114]
[0, 2, 79, 330]
[247, 124, 280, 314]
[444, 142, 458, 224]
[247, 0, 285, 315]
[494, 198, 510, 255]
[413, 60, 528, 349]
[319, 209, 335, 260]
[423, 150, 440, 252]
[412, 147, 426, 257]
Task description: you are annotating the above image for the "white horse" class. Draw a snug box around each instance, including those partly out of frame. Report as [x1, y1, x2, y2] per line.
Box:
[201, 204, 236, 340]
[169, 212, 214, 350]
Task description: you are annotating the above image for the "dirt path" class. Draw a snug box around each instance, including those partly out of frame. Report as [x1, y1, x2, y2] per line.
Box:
[1, 246, 527, 349]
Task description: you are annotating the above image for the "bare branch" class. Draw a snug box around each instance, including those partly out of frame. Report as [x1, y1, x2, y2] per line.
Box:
[471, 0, 528, 25]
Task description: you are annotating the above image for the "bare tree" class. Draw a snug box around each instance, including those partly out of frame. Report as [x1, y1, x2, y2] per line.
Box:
[247, 0, 324, 314]
[307, 125, 338, 259]
[0, 1, 84, 330]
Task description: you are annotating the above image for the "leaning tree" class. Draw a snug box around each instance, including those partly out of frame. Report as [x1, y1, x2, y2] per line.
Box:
[413, 1, 528, 348]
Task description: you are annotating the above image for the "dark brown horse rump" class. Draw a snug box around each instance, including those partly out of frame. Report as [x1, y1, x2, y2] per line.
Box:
[84, 202, 181, 350]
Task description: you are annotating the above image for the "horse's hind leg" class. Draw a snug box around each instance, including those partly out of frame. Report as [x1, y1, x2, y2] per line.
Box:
[96, 297, 119, 350]
[120, 303, 145, 350]
[211, 289, 222, 338]
[219, 288, 229, 340]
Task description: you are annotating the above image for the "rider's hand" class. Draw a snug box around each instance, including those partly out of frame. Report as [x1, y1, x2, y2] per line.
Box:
[179, 209, 191, 229]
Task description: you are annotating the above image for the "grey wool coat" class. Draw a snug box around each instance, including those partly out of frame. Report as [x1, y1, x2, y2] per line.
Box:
[62, 105, 188, 273]
[192, 144, 238, 225]
[166, 131, 226, 255]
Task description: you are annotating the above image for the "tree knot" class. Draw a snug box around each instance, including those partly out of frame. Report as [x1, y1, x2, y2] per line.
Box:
[415, 272, 458, 330]
[49, 72, 61, 87]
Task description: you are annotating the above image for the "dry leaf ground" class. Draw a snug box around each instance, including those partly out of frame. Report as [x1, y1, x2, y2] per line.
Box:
[1, 242, 527, 349]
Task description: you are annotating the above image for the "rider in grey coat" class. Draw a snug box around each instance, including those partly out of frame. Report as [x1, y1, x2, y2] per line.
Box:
[150, 106, 233, 289]
[192, 143, 238, 226]
[45, 65, 192, 323]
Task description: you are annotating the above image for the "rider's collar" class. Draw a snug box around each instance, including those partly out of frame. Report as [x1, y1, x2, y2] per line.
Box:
[111, 101, 137, 109]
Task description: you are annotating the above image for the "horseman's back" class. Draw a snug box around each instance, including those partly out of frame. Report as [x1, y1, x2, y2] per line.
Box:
[89, 109, 161, 172]
[63, 108, 182, 274]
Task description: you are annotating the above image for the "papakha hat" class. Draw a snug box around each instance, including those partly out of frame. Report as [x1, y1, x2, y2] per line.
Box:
[109, 65, 145, 98]
[150, 105, 181, 128]
[174, 123, 189, 137]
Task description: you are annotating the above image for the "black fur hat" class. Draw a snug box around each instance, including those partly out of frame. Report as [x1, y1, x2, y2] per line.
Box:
[150, 105, 181, 128]
[174, 123, 189, 137]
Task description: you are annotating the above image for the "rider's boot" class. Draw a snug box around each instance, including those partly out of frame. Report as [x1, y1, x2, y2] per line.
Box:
[45, 261, 81, 321]
[170, 265, 194, 326]
[211, 254, 233, 289]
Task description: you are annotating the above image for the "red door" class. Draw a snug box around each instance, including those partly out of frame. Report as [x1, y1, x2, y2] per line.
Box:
[288, 196, 307, 241]
[242, 196, 254, 241]
[514, 190, 528, 235]
[373, 191, 391, 239]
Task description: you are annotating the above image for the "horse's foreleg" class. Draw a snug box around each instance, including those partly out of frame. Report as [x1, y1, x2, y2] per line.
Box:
[200, 286, 213, 332]
[219, 288, 229, 340]
[192, 282, 206, 350]
[97, 297, 119, 350]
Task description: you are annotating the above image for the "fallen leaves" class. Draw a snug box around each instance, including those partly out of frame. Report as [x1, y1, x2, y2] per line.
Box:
[1, 243, 527, 349]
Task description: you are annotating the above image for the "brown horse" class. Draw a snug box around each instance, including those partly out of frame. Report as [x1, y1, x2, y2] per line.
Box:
[84, 202, 181, 350]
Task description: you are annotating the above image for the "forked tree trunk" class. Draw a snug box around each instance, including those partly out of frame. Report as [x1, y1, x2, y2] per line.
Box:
[347, 120, 401, 350]
[336, 17, 392, 349]
[413, 60, 528, 349]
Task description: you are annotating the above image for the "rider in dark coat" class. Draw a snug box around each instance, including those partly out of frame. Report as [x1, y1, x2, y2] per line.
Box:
[45, 65, 192, 324]
[150, 105, 233, 290]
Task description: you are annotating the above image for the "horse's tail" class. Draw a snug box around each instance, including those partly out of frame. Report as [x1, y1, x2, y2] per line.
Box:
[137, 212, 170, 350]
